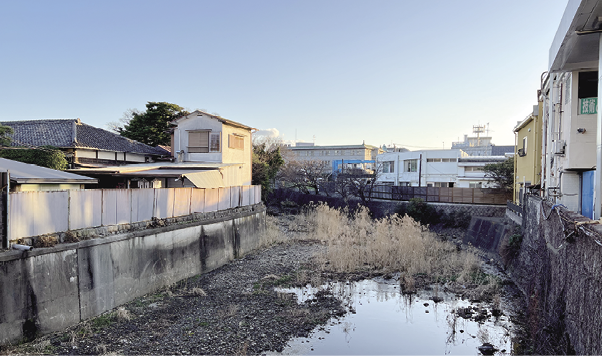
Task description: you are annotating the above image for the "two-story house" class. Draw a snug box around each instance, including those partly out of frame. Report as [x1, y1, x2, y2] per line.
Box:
[171, 110, 255, 186]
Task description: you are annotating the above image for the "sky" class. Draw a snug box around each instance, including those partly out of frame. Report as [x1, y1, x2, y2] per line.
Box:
[0, 0, 570, 149]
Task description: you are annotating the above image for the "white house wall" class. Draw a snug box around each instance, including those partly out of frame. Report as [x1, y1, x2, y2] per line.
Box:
[125, 153, 146, 163]
[76, 149, 97, 159]
[564, 72, 597, 169]
[221, 125, 252, 184]
[174, 115, 223, 162]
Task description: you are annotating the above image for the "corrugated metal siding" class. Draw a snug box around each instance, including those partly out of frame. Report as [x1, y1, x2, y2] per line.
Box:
[183, 171, 224, 188]
[8, 185, 261, 242]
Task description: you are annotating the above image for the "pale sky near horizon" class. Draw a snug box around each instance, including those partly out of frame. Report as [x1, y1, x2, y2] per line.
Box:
[1, 0, 569, 149]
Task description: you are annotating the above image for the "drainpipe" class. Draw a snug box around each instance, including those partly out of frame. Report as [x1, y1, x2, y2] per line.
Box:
[546, 76, 557, 201]
[418, 153, 422, 187]
[594, 35, 602, 220]
[395, 154, 400, 186]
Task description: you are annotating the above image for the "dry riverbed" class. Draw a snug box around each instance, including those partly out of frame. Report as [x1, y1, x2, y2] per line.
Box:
[1, 213, 527, 355]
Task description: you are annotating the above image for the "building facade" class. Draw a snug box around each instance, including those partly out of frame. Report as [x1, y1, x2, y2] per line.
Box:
[0, 119, 169, 168]
[288, 143, 384, 174]
[377, 149, 509, 188]
[171, 110, 255, 186]
[540, 0, 602, 217]
[513, 104, 543, 205]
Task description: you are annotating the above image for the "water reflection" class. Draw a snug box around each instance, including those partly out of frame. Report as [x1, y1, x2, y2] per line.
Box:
[274, 279, 512, 355]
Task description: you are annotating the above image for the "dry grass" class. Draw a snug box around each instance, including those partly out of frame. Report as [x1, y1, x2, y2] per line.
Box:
[217, 304, 239, 318]
[32, 339, 50, 353]
[34, 234, 58, 248]
[115, 307, 131, 322]
[260, 215, 288, 245]
[301, 203, 488, 288]
[93, 344, 108, 354]
[191, 287, 207, 296]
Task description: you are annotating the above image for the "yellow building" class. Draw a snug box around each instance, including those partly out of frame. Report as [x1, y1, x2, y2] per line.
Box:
[513, 103, 542, 204]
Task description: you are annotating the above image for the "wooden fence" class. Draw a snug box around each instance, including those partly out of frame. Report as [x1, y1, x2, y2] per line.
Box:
[371, 185, 510, 205]
[8, 186, 261, 242]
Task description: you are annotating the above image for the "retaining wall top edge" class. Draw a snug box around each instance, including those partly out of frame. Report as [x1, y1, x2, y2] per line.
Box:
[0, 204, 266, 262]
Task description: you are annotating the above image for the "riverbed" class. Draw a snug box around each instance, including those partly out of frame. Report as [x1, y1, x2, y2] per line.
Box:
[274, 278, 514, 355]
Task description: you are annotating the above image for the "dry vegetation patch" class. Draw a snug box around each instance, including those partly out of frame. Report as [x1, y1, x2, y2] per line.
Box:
[284, 203, 498, 299]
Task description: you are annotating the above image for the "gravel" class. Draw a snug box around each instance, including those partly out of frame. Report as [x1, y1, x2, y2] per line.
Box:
[8, 241, 347, 355]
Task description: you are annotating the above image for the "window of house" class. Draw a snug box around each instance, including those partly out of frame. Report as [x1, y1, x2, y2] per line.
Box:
[189, 131, 221, 153]
[579, 71, 598, 99]
[433, 182, 452, 187]
[442, 158, 456, 162]
[405, 159, 417, 172]
[465, 167, 484, 172]
[228, 134, 245, 150]
[469, 182, 482, 188]
[427, 158, 442, 163]
[209, 132, 220, 152]
[382, 161, 395, 173]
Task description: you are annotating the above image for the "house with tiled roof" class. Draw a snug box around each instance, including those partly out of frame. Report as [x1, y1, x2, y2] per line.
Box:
[0, 119, 170, 168]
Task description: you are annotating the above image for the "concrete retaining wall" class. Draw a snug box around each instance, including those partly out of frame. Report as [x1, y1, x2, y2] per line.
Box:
[463, 217, 514, 252]
[507, 196, 602, 354]
[0, 204, 265, 345]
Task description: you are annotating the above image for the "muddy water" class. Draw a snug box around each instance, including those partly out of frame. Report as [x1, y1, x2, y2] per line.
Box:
[274, 278, 513, 355]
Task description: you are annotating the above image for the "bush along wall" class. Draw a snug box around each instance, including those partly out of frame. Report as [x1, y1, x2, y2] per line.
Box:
[0, 147, 68, 170]
[268, 189, 485, 227]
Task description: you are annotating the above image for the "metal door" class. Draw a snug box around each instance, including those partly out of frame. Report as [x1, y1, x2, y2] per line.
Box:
[582, 170, 595, 219]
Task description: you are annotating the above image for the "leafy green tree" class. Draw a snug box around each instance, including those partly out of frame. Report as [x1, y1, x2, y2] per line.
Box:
[252, 140, 285, 198]
[0, 124, 14, 146]
[112, 102, 189, 146]
[483, 156, 514, 191]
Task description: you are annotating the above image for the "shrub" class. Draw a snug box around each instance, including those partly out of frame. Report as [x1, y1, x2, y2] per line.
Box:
[0, 146, 68, 170]
[396, 198, 441, 226]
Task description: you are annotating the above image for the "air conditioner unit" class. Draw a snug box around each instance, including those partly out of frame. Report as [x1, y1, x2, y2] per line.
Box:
[552, 140, 565, 154]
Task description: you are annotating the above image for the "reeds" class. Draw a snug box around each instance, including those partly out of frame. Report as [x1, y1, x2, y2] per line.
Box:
[303, 203, 483, 285]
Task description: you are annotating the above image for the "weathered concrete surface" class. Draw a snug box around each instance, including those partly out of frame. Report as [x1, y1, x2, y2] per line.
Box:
[506, 196, 602, 354]
[0, 204, 265, 345]
[463, 217, 513, 252]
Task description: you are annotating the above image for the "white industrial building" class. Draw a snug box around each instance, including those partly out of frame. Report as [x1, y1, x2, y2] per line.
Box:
[376, 149, 508, 188]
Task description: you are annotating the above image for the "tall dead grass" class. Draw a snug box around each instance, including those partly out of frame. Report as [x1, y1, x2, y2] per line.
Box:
[303, 203, 482, 284]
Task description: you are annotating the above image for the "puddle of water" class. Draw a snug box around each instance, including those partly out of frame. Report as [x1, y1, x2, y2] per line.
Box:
[273, 278, 513, 355]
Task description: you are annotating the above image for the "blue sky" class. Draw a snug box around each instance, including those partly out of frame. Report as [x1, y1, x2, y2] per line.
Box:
[1, 0, 569, 149]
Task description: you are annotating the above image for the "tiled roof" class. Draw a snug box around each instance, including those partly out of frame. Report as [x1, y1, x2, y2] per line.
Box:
[491, 145, 515, 156]
[0, 119, 169, 156]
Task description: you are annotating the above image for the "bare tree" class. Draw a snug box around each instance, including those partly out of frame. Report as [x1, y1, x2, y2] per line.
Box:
[333, 162, 382, 204]
[279, 159, 330, 194]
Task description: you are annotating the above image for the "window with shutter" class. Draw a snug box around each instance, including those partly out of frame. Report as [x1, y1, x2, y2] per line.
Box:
[228, 134, 245, 150]
[188, 131, 209, 153]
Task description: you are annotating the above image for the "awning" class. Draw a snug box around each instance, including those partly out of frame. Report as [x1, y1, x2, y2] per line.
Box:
[183, 170, 225, 188]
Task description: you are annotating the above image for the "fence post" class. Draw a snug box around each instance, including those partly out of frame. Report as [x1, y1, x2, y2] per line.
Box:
[2, 171, 8, 249]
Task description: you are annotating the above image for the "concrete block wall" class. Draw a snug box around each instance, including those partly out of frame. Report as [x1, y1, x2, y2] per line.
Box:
[0, 205, 265, 345]
[507, 196, 602, 354]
